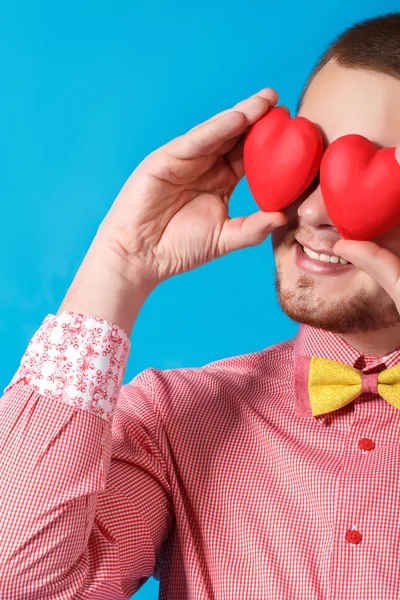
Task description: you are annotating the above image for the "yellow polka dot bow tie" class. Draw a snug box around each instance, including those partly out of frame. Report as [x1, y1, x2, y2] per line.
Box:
[295, 356, 400, 417]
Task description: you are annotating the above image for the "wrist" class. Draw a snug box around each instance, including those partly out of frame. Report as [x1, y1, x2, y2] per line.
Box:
[56, 234, 157, 338]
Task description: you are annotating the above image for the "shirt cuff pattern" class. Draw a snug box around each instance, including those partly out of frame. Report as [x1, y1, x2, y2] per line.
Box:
[4, 310, 131, 424]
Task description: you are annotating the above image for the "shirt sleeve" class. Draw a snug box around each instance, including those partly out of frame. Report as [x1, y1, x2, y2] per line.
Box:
[0, 310, 175, 599]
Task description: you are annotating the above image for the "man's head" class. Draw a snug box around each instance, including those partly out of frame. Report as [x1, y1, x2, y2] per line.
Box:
[272, 13, 400, 337]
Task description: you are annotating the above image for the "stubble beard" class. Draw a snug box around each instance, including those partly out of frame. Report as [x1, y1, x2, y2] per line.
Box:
[274, 261, 400, 335]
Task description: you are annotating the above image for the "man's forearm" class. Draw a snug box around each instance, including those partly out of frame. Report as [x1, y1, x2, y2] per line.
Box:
[56, 233, 156, 338]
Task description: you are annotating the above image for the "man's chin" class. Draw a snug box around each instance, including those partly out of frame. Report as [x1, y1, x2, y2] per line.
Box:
[274, 277, 400, 335]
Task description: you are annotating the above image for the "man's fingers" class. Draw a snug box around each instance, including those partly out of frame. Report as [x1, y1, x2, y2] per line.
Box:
[187, 88, 278, 134]
[166, 89, 278, 160]
[168, 98, 268, 160]
[333, 240, 400, 303]
[215, 133, 244, 158]
[224, 134, 246, 180]
[219, 211, 287, 256]
[167, 111, 246, 159]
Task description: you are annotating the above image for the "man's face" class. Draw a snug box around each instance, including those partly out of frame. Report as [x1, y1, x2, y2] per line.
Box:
[272, 59, 400, 334]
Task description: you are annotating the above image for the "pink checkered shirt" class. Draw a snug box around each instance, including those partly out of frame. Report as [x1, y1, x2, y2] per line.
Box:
[2, 309, 400, 599]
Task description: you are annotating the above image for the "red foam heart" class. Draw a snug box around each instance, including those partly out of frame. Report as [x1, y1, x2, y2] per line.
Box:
[243, 106, 324, 212]
[320, 135, 400, 240]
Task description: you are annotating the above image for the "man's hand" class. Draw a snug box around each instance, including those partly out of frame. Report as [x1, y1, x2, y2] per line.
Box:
[98, 87, 287, 287]
[58, 89, 288, 336]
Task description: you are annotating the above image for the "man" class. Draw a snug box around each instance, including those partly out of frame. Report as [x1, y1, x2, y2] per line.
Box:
[2, 12, 400, 600]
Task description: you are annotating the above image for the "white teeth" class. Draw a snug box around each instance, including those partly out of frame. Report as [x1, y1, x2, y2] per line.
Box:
[302, 245, 350, 265]
[319, 254, 331, 263]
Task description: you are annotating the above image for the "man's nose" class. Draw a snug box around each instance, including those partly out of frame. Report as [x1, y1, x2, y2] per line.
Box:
[296, 183, 336, 229]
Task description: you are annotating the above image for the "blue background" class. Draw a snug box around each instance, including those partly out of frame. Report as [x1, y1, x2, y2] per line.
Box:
[1, 1, 398, 597]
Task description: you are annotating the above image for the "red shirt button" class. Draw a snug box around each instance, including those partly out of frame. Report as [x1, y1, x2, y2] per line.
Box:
[345, 529, 362, 544]
[358, 438, 375, 451]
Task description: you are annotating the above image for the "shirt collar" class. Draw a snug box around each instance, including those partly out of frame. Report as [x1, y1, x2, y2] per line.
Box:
[293, 323, 400, 419]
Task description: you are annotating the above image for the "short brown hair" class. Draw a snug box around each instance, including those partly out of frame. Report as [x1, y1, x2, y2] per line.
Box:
[296, 12, 400, 113]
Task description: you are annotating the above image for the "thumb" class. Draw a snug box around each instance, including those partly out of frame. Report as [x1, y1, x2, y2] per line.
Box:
[219, 211, 287, 255]
[396, 145, 400, 164]
[333, 239, 400, 303]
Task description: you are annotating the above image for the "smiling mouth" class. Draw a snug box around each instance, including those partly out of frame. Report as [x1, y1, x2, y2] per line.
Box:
[297, 241, 352, 265]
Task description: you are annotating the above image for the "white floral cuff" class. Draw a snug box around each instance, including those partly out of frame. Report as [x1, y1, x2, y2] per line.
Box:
[4, 311, 131, 424]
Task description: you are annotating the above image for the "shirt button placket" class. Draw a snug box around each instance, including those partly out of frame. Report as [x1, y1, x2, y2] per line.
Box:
[343, 439, 375, 547]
